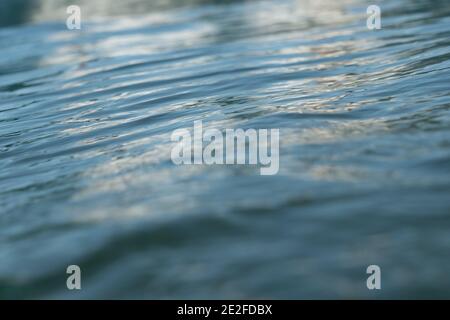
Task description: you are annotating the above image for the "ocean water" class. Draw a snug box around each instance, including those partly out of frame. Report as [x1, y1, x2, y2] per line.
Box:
[0, 0, 449, 299]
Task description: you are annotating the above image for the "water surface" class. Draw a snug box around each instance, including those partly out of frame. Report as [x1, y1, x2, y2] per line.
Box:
[1, 0, 450, 298]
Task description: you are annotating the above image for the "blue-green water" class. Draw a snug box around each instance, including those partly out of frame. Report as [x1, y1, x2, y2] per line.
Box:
[0, 0, 450, 299]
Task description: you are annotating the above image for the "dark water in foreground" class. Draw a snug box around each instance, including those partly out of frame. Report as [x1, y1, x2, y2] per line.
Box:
[1, 0, 450, 298]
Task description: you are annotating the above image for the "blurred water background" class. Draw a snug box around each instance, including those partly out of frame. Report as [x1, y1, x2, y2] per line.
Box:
[0, 0, 449, 298]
